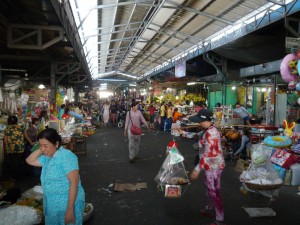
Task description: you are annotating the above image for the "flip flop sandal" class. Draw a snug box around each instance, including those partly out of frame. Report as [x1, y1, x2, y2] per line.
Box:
[200, 209, 215, 218]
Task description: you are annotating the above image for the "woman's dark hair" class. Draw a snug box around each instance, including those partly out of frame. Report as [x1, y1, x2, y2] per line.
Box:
[242, 128, 250, 136]
[31, 118, 39, 125]
[61, 104, 66, 109]
[37, 128, 62, 146]
[64, 108, 70, 114]
[39, 110, 49, 120]
[131, 102, 138, 108]
[7, 116, 18, 125]
[173, 107, 178, 117]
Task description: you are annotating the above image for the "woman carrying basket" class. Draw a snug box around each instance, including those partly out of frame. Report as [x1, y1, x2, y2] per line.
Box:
[124, 102, 149, 163]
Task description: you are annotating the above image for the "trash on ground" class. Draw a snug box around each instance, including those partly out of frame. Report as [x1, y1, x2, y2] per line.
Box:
[114, 182, 147, 192]
[243, 207, 276, 217]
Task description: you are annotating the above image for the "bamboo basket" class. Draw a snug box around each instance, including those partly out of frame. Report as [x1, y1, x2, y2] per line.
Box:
[244, 182, 283, 190]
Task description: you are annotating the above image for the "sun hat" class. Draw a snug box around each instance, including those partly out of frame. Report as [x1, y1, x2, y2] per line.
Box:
[189, 109, 213, 123]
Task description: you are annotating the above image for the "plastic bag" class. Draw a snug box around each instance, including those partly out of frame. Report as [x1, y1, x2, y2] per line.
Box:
[251, 144, 268, 166]
[0, 205, 43, 225]
[155, 146, 189, 186]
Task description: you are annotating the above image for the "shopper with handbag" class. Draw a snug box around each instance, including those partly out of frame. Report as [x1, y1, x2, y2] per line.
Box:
[124, 102, 150, 163]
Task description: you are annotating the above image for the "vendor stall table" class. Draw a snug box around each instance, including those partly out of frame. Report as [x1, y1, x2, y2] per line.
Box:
[180, 124, 201, 132]
[250, 130, 279, 143]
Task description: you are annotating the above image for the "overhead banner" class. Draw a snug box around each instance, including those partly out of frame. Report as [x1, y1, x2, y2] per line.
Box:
[175, 57, 186, 78]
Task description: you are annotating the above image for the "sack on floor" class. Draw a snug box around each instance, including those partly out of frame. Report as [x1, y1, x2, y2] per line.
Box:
[235, 158, 249, 173]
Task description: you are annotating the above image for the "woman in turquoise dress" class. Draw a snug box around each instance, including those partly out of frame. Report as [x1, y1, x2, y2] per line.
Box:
[26, 128, 85, 225]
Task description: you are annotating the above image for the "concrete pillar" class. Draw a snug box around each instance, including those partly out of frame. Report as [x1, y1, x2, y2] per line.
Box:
[50, 62, 56, 104]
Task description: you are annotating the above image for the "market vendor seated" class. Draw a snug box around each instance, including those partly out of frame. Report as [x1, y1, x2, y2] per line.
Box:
[224, 126, 241, 153]
[233, 128, 251, 160]
[172, 107, 185, 123]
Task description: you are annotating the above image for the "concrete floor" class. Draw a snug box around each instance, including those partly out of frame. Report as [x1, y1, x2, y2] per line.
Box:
[16, 126, 299, 225]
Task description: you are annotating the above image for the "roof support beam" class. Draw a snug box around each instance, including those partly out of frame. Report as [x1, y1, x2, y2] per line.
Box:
[164, 0, 234, 25]
[50, 0, 90, 77]
[7, 24, 63, 50]
[139, 0, 300, 82]
[0, 54, 50, 61]
[55, 62, 81, 75]
[109, 2, 138, 72]
[78, 1, 152, 29]
[146, 27, 198, 45]
[284, 17, 300, 38]
[139, 38, 185, 52]
[150, 22, 202, 43]
[68, 74, 88, 84]
[131, 47, 169, 61]
[267, 0, 285, 6]
[97, 36, 137, 44]
[116, 0, 167, 71]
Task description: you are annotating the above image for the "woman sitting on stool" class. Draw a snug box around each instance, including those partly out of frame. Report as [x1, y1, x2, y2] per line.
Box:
[233, 128, 251, 160]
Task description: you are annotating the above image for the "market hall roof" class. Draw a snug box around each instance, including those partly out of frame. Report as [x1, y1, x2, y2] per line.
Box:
[82, 0, 298, 84]
[0, 1, 299, 90]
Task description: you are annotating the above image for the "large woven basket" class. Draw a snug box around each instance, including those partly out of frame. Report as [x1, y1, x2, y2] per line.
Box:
[244, 182, 283, 190]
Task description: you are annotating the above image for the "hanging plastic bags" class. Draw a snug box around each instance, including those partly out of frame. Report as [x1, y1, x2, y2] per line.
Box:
[155, 145, 189, 198]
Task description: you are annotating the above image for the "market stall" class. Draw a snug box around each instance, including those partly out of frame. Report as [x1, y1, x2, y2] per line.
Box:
[0, 184, 93, 224]
[238, 120, 300, 195]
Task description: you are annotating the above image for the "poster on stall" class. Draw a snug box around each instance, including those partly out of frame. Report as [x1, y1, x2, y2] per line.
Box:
[26, 89, 49, 103]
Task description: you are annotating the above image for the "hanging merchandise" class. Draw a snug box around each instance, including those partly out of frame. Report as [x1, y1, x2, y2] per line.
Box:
[8, 92, 18, 114]
[0, 87, 3, 102]
[67, 87, 74, 101]
[60, 89, 65, 101]
[155, 144, 189, 198]
[280, 53, 299, 83]
[18, 92, 29, 116]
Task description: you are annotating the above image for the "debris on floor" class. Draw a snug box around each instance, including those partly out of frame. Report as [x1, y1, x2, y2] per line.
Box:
[243, 207, 276, 217]
[114, 182, 147, 192]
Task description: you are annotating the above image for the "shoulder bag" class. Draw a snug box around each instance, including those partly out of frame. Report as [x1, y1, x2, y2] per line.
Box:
[129, 111, 143, 135]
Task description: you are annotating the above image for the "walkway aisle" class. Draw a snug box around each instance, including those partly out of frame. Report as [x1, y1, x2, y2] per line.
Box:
[79, 127, 299, 225]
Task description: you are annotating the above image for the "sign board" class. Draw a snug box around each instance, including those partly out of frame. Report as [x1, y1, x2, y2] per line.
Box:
[285, 37, 300, 52]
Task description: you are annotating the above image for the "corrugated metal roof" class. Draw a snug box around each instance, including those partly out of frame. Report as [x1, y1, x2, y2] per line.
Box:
[72, 0, 290, 83]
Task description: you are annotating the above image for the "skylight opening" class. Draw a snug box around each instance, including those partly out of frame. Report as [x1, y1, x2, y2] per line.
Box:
[70, 0, 98, 78]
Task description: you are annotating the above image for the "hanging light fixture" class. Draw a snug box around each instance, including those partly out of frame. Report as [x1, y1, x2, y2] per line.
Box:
[38, 84, 45, 89]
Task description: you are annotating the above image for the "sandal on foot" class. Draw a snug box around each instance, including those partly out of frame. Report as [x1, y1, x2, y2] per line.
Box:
[200, 209, 215, 218]
[210, 220, 226, 225]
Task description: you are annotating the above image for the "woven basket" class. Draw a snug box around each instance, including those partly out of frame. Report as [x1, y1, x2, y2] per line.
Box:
[244, 182, 283, 190]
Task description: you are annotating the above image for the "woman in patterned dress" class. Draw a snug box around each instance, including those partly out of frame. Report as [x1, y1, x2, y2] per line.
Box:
[102, 101, 110, 127]
[26, 128, 85, 225]
[3, 115, 26, 179]
[189, 109, 226, 225]
[124, 102, 149, 162]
